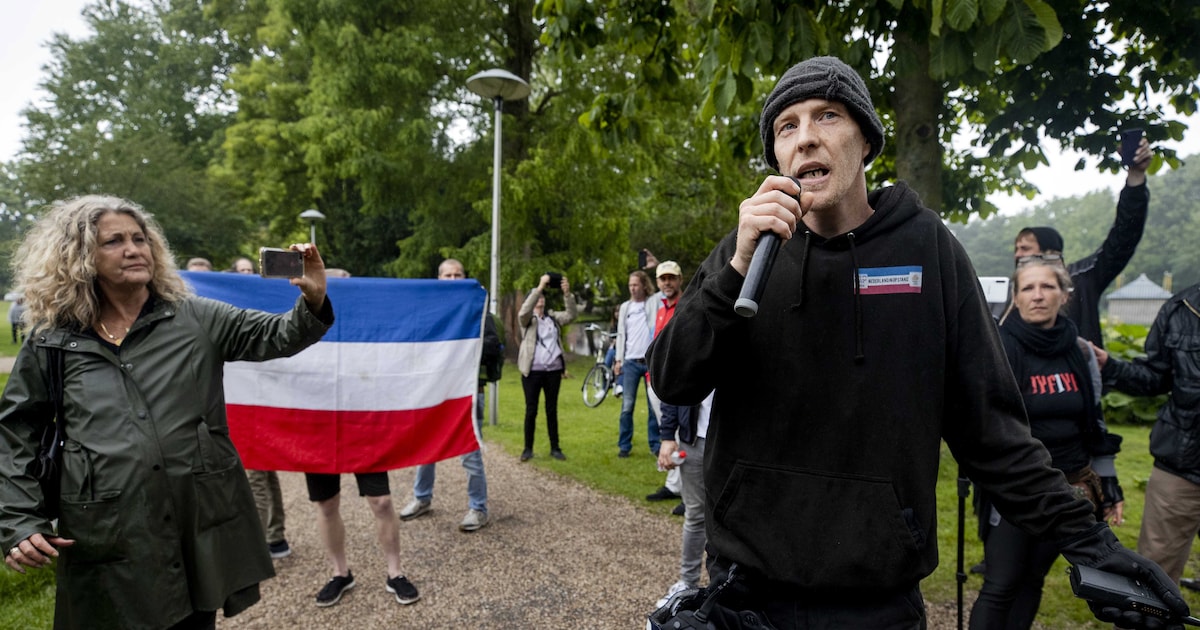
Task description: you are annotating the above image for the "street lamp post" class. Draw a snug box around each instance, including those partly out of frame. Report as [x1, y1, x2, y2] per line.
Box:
[299, 208, 326, 245]
[467, 68, 530, 426]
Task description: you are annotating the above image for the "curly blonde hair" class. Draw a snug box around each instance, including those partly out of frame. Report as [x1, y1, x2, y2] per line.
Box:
[11, 195, 192, 333]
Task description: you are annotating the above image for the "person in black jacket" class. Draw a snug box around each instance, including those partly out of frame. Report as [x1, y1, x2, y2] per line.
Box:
[1008, 135, 1153, 348]
[647, 55, 1186, 629]
[971, 258, 1125, 630]
[1093, 280, 1200, 585]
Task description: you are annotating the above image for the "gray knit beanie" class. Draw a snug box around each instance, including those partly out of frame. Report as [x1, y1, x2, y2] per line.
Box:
[759, 56, 885, 171]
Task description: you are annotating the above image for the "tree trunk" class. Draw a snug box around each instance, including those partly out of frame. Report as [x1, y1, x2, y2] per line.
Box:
[890, 30, 944, 214]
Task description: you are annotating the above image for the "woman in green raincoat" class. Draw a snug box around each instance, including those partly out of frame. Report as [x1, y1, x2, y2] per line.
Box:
[0, 195, 333, 629]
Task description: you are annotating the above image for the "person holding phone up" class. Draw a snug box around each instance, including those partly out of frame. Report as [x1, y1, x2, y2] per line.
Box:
[0, 195, 333, 629]
[1007, 132, 1154, 349]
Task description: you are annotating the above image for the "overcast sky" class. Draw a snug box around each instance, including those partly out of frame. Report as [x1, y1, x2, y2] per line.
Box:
[2, 0, 1197, 217]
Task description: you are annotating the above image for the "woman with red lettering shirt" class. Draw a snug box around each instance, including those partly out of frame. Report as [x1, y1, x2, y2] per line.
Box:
[970, 257, 1125, 629]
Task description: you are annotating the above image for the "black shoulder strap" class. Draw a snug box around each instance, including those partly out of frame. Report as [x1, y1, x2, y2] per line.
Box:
[38, 347, 67, 470]
[47, 347, 65, 424]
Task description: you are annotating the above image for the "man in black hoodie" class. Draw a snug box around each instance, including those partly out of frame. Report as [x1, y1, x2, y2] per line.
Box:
[647, 56, 1187, 629]
[1008, 134, 1152, 349]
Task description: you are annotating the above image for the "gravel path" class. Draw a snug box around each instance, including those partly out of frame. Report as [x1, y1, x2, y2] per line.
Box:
[213, 441, 971, 629]
[216, 444, 682, 629]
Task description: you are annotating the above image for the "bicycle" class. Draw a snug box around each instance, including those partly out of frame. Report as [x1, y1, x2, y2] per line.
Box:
[581, 323, 617, 408]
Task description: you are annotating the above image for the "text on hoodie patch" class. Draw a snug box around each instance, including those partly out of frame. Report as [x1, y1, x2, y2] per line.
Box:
[857, 266, 923, 295]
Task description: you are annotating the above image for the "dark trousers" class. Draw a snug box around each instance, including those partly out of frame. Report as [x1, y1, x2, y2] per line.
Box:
[968, 515, 1059, 630]
[521, 369, 563, 451]
[702, 560, 926, 630]
[166, 611, 216, 630]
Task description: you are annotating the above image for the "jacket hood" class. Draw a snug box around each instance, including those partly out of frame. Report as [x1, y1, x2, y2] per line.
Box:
[805, 183, 924, 250]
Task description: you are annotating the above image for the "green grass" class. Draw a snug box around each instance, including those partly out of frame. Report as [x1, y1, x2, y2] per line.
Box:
[6, 348, 1200, 628]
[1, 300, 24, 358]
[0, 367, 58, 630]
[485, 352, 681, 520]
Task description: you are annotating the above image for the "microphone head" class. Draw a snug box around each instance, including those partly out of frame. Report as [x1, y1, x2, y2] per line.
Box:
[734, 297, 760, 318]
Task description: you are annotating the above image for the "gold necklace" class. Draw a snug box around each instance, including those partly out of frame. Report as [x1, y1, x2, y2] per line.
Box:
[99, 320, 130, 344]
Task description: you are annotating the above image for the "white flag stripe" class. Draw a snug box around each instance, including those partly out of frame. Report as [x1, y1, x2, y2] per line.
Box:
[223, 339, 479, 411]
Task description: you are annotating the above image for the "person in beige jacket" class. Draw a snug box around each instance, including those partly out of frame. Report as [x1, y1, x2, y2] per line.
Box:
[516, 274, 577, 462]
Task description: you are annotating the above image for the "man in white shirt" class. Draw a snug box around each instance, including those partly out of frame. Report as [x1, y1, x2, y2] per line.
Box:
[614, 270, 659, 457]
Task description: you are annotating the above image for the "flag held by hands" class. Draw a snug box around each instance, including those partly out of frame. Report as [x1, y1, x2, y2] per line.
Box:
[188, 273, 486, 473]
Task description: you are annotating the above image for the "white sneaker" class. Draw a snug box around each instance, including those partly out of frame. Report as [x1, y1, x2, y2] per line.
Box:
[653, 580, 692, 609]
[399, 498, 431, 521]
[648, 581, 694, 630]
[459, 509, 489, 532]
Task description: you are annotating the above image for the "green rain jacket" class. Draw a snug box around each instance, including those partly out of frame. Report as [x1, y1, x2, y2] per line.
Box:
[0, 294, 332, 629]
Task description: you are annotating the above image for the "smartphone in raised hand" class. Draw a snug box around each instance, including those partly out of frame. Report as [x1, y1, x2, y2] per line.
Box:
[1119, 128, 1143, 167]
[258, 247, 304, 278]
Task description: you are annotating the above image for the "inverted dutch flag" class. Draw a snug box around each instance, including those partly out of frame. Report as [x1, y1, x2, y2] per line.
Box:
[185, 272, 486, 473]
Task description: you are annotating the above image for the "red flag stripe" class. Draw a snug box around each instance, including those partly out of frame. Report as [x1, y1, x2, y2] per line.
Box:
[228, 397, 479, 474]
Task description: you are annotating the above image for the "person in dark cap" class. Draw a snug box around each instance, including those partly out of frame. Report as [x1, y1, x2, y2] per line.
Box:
[647, 56, 1186, 629]
[1009, 136, 1154, 348]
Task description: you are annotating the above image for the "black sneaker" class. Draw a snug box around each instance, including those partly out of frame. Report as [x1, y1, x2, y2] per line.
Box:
[268, 539, 291, 559]
[646, 486, 681, 501]
[520, 449, 533, 462]
[386, 575, 421, 605]
[315, 571, 356, 607]
[550, 449, 566, 461]
[672, 502, 685, 516]
[617, 450, 630, 458]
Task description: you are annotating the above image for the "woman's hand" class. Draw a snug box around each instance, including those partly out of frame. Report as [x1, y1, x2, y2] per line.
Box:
[289, 243, 327, 312]
[5, 533, 74, 574]
[560, 276, 571, 294]
[1104, 501, 1125, 527]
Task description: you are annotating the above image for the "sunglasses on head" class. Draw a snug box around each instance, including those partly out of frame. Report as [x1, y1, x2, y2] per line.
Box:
[1015, 253, 1063, 267]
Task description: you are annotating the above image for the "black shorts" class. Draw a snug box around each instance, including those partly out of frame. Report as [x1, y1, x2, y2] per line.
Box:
[304, 472, 391, 502]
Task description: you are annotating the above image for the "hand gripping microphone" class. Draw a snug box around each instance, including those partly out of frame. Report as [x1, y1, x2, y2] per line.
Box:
[733, 176, 801, 318]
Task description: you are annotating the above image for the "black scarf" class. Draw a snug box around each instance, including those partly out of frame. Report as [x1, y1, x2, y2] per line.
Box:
[1002, 312, 1078, 358]
[1000, 314, 1101, 443]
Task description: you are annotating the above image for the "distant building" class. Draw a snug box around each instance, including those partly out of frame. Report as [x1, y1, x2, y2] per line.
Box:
[1106, 273, 1173, 326]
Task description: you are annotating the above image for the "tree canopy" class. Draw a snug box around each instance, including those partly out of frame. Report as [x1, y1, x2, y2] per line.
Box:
[950, 151, 1200, 293]
[2, 0, 1197, 330]
[10, 0, 250, 266]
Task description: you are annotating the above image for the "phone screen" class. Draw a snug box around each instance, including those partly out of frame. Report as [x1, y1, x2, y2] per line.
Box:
[638, 249, 648, 269]
[259, 248, 304, 278]
[1119, 128, 1143, 167]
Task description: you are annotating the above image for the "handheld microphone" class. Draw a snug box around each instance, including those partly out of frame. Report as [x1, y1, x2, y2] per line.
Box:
[733, 176, 801, 317]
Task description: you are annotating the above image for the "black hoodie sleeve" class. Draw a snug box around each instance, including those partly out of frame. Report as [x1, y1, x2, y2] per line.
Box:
[647, 231, 745, 406]
[1076, 183, 1149, 289]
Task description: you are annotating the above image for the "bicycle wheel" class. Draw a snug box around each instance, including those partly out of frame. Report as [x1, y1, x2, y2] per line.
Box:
[582, 363, 611, 408]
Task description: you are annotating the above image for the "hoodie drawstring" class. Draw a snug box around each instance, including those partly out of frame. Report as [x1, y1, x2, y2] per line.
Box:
[786, 230, 864, 363]
[847, 233, 865, 363]
[792, 231, 813, 308]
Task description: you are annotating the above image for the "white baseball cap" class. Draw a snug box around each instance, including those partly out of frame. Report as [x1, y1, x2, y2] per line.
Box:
[656, 261, 682, 278]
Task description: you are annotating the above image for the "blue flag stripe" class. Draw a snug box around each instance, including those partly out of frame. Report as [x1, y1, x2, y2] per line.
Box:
[184, 272, 487, 343]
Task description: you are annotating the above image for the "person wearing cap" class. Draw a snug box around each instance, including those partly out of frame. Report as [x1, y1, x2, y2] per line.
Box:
[1008, 136, 1153, 348]
[647, 56, 1186, 628]
[614, 270, 661, 458]
[645, 261, 686, 509]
